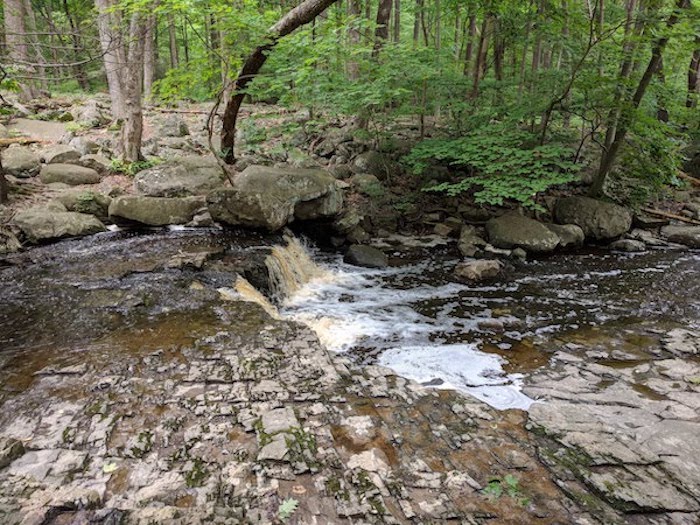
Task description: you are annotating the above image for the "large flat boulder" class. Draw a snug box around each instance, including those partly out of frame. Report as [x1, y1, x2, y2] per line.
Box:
[39, 164, 101, 185]
[108, 195, 205, 226]
[661, 225, 700, 248]
[3, 146, 40, 177]
[56, 189, 112, 221]
[486, 214, 560, 253]
[14, 204, 106, 242]
[207, 165, 343, 231]
[554, 196, 632, 241]
[134, 156, 225, 197]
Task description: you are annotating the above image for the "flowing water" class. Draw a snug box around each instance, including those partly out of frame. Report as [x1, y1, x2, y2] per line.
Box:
[1, 230, 698, 412]
[276, 238, 700, 410]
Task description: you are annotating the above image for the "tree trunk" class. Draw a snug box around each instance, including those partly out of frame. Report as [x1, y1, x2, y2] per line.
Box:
[168, 14, 179, 69]
[121, 13, 146, 162]
[463, 13, 476, 75]
[470, 15, 490, 98]
[687, 38, 700, 108]
[95, 0, 126, 120]
[143, 14, 156, 101]
[0, 155, 7, 204]
[62, 0, 90, 90]
[591, 0, 690, 196]
[373, 0, 392, 57]
[4, 0, 40, 101]
[21, 0, 47, 90]
[393, 0, 400, 42]
[347, 0, 361, 79]
[412, 0, 422, 45]
[220, 0, 342, 164]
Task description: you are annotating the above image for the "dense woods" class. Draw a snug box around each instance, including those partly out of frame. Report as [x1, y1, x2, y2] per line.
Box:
[0, 0, 698, 205]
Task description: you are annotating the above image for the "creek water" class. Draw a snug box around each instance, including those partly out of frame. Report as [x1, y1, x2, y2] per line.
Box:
[1, 229, 698, 412]
[279, 238, 700, 410]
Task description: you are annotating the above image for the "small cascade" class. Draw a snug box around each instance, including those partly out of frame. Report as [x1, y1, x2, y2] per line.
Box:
[233, 276, 280, 319]
[264, 235, 329, 300]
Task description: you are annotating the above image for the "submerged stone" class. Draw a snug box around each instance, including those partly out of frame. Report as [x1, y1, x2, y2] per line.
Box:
[343, 245, 388, 268]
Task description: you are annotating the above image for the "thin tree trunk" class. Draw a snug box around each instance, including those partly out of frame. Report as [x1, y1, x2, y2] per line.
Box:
[656, 55, 668, 122]
[373, 0, 393, 56]
[393, 0, 400, 42]
[121, 13, 146, 162]
[470, 14, 490, 98]
[95, 0, 126, 120]
[62, 0, 90, 90]
[463, 13, 476, 75]
[168, 14, 179, 69]
[4, 0, 39, 100]
[143, 14, 156, 101]
[592, 0, 690, 196]
[22, 0, 47, 90]
[220, 0, 342, 164]
[0, 156, 7, 204]
[412, 0, 421, 45]
[347, 0, 361, 79]
[687, 38, 700, 108]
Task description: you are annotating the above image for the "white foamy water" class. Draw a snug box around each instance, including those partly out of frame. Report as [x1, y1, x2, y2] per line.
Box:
[280, 256, 535, 411]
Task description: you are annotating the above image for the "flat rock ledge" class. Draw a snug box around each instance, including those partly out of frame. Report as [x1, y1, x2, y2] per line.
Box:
[0, 298, 620, 525]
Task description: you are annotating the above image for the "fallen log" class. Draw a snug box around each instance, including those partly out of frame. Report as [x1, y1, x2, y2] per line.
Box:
[641, 207, 700, 225]
[677, 171, 700, 187]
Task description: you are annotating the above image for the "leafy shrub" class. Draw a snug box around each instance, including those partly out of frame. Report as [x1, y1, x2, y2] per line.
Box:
[109, 158, 161, 177]
[404, 127, 579, 209]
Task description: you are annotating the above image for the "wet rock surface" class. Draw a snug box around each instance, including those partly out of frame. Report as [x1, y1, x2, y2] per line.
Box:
[555, 197, 632, 241]
[0, 230, 698, 524]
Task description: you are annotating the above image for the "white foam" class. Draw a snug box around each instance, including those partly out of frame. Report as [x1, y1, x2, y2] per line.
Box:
[378, 344, 535, 411]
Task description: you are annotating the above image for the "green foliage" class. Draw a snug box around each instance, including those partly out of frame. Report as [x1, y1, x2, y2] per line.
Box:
[481, 475, 530, 506]
[405, 127, 579, 209]
[109, 158, 161, 177]
[278, 497, 299, 522]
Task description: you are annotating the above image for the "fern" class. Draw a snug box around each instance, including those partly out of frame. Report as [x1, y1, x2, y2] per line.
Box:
[278, 497, 299, 522]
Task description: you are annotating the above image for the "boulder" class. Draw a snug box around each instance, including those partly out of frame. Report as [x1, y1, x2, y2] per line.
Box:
[454, 259, 503, 282]
[660, 225, 700, 248]
[39, 163, 101, 185]
[14, 204, 106, 242]
[0, 227, 21, 254]
[352, 151, 401, 181]
[554, 196, 632, 241]
[609, 239, 646, 252]
[348, 173, 383, 196]
[71, 100, 109, 127]
[207, 165, 343, 231]
[68, 137, 100, 156]
[0, 123, 9, 139]
[134, 156, 225, 197]
[486, 214, 560, 253]
[78, 154, 111, 173]
[56, 189, 112, 221]
[344, 245, 388, 268]
[40, 145, 80, 164]
[3, 146, 41, 177]
[159, 115, 190, 137]
[458, 225, 487, 257]
[109, 195, 205, 226]
[545, 223, 585, 249]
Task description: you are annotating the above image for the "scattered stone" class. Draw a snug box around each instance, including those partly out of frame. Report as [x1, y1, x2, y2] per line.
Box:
[454, 259, 503, 282]
[56, 189, 112, 221]
[554, 196, 632, 240]
[158, 115, 189, 137]
[457, 225, 487, 257]
[14, 205, 106, 242]
[351, 151, 401, 181]
[134, 156, 226, 197]
[2, 146, 41, 177]
[71, 99, 109, 127]
[0, 228, 22, 255]
[78, 154, 111, 173]
[39, 164, 101, 185]
[68, 137, 100, 156]
[609, 239, 646, 252]
[343, 245, 388, 268]
[661, 225, 700, 248]
[40, 145, 80, 164]
[545, 223, 585, 249]
[109, 195, 205, 226]
[348, 173, 383, 196]
[486, 214, 560, 253]
[0, 437, 24, 469]
[633, 213, 669, 229]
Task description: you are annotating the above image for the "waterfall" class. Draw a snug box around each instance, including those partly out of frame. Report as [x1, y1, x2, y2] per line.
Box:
[264, 235, 328, 300]
[233, 276, 280, 319]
